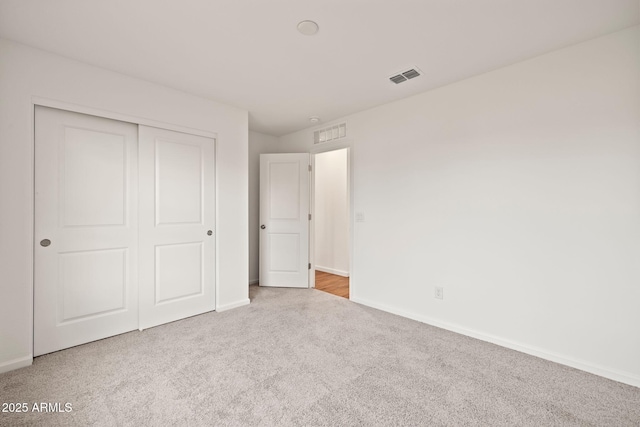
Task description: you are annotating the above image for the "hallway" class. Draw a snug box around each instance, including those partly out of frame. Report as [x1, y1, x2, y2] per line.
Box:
[314, 271, 349, 299]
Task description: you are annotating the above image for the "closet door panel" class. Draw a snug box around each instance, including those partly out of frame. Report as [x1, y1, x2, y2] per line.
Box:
[138, 126, 216, 330]
[34, 106, 139, 356]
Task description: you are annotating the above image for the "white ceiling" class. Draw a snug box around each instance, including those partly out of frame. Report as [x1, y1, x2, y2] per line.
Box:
[0, 0, 638, 136]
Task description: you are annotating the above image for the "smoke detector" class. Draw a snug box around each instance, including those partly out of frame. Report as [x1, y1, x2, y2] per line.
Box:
[297, 20, 319, 35]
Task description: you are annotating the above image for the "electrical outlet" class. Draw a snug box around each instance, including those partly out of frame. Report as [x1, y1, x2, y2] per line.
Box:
[435, 286, 444, 300]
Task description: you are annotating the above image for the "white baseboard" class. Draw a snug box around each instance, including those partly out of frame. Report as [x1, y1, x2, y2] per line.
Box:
[315, 266, 349, 277]
[350, 296, 640, 389]
[249, 279, 259, 285]
[216, 298, 250, 312]
[0, 355, 32, 374]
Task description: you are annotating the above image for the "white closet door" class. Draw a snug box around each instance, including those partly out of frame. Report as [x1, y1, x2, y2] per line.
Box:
[138, 126, 216, 330]
[34, 106, 139, 356]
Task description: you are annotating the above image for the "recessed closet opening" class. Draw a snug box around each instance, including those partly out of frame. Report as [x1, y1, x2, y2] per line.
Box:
[34, 105, 216, 356]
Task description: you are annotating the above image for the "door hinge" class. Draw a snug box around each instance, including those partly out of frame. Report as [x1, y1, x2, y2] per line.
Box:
[308, 214, 312, 220]
[308, 164, 312, 172]
[308, 263, 311, 270]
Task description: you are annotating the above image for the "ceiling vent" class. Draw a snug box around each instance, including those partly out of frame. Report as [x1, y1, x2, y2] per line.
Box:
[314, 123, 346, 144]
[389, 67, 422, 84]
[390, 74, 407, 84]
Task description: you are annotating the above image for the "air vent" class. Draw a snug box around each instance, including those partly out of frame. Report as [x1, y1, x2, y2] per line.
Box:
[389, 67, 422, 84]
[313, 123, 347, 144]
[402, 69, 420, 79]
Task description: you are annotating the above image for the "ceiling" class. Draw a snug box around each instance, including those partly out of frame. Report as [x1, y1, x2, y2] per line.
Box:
[0, 1, 638, 136]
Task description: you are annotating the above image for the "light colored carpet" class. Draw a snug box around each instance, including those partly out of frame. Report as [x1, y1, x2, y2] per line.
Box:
[1, 286, 639, 426]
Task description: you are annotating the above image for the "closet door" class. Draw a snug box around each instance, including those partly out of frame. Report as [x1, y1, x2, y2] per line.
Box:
[138, 126, 216, 330]
[34, 106, 139, 356]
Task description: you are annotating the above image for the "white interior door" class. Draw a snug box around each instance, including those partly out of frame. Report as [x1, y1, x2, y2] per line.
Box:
[259, 153, 310, 288]
[34, 106, 139, 356]
[138, 126, 215, 330]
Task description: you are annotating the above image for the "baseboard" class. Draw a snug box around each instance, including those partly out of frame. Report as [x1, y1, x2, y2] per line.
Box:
[315, 266, 349, 277]
[216, 298, 250, 312]
[249, 279, 259, 285]
[350, 296, 640, 389]
[0, 355, 32, 374]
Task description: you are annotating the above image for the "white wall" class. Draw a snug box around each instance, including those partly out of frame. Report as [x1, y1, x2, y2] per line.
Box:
[277, 26, 640, 386]
[248, 131, 282, 283]
[0, 39, 249, 372]
[314, 149, 349, 276]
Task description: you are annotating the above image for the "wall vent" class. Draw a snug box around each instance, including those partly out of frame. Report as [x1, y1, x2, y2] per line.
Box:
[389, 67, 422, 84]
[313, 123, 347, 144]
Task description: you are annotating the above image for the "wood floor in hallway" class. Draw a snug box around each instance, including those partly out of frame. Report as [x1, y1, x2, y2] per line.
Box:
[315, 271, 349, 299]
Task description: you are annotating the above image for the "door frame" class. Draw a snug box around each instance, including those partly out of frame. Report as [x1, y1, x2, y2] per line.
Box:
[309, 139, 354, 298]
[29, 97, 219, 357]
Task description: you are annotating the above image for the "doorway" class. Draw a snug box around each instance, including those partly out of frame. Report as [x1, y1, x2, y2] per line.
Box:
[312, 148, 350, 299]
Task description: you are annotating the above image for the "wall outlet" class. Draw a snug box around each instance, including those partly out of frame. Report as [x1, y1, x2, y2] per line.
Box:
[435, 286, 444, 300]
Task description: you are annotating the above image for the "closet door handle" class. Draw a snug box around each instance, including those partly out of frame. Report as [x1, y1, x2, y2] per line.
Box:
[207, 230, 213, 236]
[40, 239, 51, 247]
[260, 225, 266, 230]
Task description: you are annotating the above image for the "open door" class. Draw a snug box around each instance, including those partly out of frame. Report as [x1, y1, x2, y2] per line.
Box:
[259, 153, 310, 288]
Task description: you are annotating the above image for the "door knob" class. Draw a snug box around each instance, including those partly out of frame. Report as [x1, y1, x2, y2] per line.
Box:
[40, 239, 51, 247]
[260, 225, 266, 229]
[207, 230, 213, 236]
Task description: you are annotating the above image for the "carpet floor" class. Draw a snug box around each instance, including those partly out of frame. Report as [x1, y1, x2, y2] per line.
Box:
[1, 286, 639, 426]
